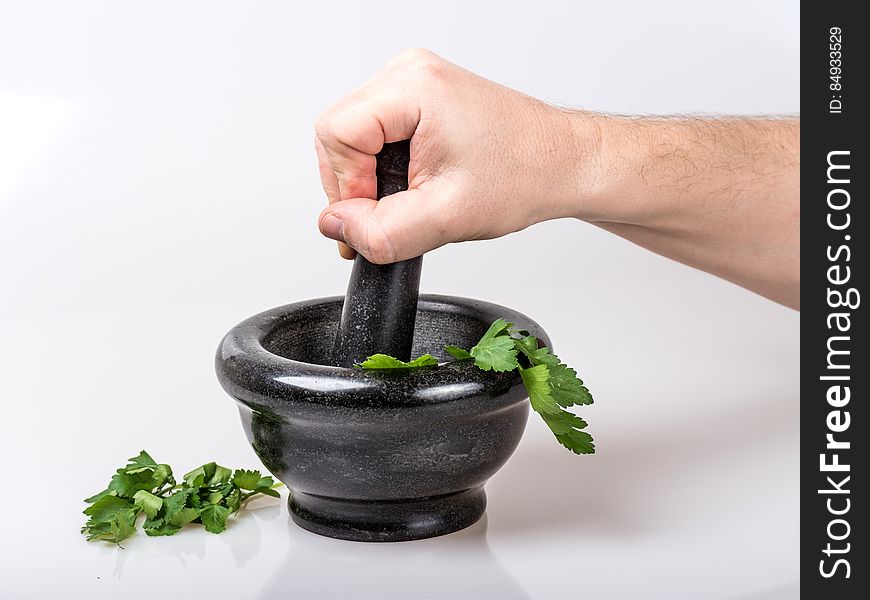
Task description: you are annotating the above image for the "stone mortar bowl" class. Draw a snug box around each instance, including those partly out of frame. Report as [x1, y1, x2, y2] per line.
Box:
[215, 294, 549, 542]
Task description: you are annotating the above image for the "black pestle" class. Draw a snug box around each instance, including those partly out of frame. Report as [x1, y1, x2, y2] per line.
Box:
[332, 140, 422, 367]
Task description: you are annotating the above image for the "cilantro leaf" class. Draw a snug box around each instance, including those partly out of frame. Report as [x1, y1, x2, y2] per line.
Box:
[520, 364, 560, 414]
[108, 469, 159, 498]
[233, 469, 264, 490]
[83, 495, 134, 522]
[407, 354, 439, 368]
[161, 487, 192, 523]
[200, 504, 230, 534]
[83, 488, 115, 504]
[547, 362, 593, 407]
[209, 465, 233, 487]
[357, 353, 439, 369]
[125, 450, 158, 473]
[510, 331, 596, 451]
[514, 335, 559, 367]
[444, 345, 472, 359]
[253, 484, 281, 499]
[109, 508, 138, 543]
[83, 452, 282, 544]
[477, 318, 513, 342]
[151, 464, 174, 489]
[82, 496, 139, 543]
[132, 490, 163, 519]
[466, 318, 519, 371]
[183, 463, 213, 487]
[342, 317, 596, 456]
[168, 507, 200, 528]
[470, 335, 518, 372]
[144, 523, 181, 537]
[540, 410, 595, 454]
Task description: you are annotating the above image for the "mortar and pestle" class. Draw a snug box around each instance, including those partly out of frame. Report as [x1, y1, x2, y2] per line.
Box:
[215, 141, 551, 542]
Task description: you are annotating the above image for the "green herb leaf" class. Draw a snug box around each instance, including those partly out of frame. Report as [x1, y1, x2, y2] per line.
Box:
[83, 452, 282, 544]
[470, 334, 518, 372]
[109, 508, 138, 543]
[132, 490, 163, 519]
[83, 495, 134, 522]
[83, 488, 115, 504]
[520, 364, 560, 414]
[144, 523, 181, 537]
[510, 332, 595, 450]
[357, 353, 439, 370]
[125, 450, 158, 473]
[233, 469, 264, 490]
[161, 488, 192, 523]
[514, 335, 559, 367]
[200, 504, 230, 534]
[82, 496, 139, 543]
[477, 318, 513, 342]
[345, 317, 595, 455]
[108, 469, 159, 498]
[254, 485, 281, 499]
[444, 345, 472, 359]
[540, 410, 595, 454]
[546, 362, 593, 407]
[168, 507, 200, 528]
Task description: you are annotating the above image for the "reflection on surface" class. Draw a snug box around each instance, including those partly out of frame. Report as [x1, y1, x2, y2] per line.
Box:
[257, 515, 529, 600]
[102, 502, 281, 578]
[250, 409, 289, 473]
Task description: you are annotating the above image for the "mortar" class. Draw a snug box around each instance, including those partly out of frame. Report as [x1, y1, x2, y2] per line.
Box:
[215, 142, 549, 542]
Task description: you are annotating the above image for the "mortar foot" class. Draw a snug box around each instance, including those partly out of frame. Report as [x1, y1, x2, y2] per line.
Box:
[288, 486, 487, 542]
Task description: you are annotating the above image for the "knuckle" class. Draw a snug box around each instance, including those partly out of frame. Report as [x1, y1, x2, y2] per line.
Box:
[394, 47, 435, 65]
[314, 113, 334, 143]
[393, 48, 446, 82]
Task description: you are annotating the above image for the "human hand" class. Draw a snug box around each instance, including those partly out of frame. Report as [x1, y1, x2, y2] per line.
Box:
[314, 49, 598, 263]
[315, 49, 799, 309]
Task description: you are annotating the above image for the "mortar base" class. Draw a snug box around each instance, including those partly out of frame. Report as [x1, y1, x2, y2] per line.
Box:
[288, 486, 486, 542]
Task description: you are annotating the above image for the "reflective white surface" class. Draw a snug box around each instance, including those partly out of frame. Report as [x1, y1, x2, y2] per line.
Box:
[0, 1, 799, 598]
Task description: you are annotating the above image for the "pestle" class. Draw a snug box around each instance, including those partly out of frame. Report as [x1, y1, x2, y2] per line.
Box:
[332, 140, 422, 367]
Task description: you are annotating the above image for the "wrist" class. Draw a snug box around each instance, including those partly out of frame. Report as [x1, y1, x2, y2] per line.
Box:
[562, 109, 611, 221]
[563, 111, 670, 226]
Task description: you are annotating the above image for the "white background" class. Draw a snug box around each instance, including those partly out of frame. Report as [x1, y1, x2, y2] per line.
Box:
[0, 1, 799, 598]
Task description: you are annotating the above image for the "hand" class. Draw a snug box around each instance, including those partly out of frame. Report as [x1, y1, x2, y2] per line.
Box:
[314, 48, 597, 263]
[315, 49, 800, 309]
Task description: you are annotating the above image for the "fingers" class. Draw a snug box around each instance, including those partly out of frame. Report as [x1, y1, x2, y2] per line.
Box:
[315, 49, 452, 261]
[314, 51, 443, 249]
[314, 87, 420, 202]
[315, 135, 356, 259]
[318, 187, 453, 264]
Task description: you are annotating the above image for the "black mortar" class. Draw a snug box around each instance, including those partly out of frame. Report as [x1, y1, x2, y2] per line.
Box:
[215, 142, 548, 542]
[216, 295, 548, 541]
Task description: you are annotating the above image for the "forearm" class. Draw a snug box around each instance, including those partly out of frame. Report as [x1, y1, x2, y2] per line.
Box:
[314, 50, 800, 308]
[566, 114, 800, 309]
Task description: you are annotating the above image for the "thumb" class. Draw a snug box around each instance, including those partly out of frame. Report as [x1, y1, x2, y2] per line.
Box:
[318, 188, 452, 264]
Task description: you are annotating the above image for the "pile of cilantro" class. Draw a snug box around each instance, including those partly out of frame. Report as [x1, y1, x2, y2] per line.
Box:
[358, 318, 595, 454]
[82, 451, 281, 544]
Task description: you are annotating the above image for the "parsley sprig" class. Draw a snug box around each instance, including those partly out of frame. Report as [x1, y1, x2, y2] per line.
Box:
[358, 318, 595, 454]
[82, 451, 281, 544]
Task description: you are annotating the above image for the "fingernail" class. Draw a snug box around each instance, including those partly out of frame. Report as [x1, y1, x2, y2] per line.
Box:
[320, 213, 345, 242]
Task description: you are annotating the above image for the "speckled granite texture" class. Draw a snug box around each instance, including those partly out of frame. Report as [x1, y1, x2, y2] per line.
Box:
[332, 140, 422, 367]
[215, 295, 550, 542]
